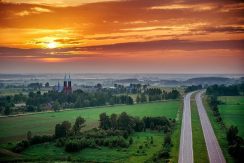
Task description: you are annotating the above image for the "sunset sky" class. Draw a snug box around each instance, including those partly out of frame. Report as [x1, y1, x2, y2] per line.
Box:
[0, 0, 243, 73]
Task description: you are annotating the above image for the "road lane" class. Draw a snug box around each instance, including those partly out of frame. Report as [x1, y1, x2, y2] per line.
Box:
[178, 92, 194, 163]
[195, 91, 226, 163]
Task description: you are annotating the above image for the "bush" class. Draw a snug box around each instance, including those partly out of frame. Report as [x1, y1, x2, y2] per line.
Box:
[159, 151, 170, 158]
[13, 140, 29, 153]
[30, 135, 53, 145]
[129, 137, 133, 145]
[164, 134, 171, 146]
[65, 141, 80, 152]
[56, 138, 66, 147]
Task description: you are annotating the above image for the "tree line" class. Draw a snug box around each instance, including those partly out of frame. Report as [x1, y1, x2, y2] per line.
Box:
[143, 88, 180, 102]
[0, 89, 134, 115]
[185, 85, 202, 93]
[206, 83, 244, 96]
[227, 126, 244, 162]
[207, 85, 244, 162]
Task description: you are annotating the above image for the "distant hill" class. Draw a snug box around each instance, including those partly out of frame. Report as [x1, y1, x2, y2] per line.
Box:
[184, 77, 234, 85]
[114, 78, 140, 83]
[159, 80, 181, 85]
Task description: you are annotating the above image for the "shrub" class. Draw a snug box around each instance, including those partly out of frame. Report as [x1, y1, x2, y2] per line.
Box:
[129, 137, 133, 145]
[65, 141, 80, 152]
[13, 140, 29, 153]
[164, 134, 171, 146]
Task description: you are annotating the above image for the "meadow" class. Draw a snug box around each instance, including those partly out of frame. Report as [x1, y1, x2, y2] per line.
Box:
[218, 96, 244, 137]
[0, 101, 179, 143]
[20, 131, 164, 162]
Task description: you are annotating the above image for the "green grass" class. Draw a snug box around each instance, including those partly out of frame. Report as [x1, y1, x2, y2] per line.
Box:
[218, 96, 244, 137]
[0, 101, 179, 143]
[20, 131, 164, 162]
[203, 95, 234, 163]
[170, 98, 183, 163]
[191, 97, 209, 163]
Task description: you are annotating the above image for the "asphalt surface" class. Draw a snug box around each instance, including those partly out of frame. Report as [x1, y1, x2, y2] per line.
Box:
[195, 91, 226, 163]
[178, 92, 194, 163]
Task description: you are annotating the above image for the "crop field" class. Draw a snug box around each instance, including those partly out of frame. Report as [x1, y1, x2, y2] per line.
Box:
[218, 96, 244, 137]
[0, 101, 179, 143]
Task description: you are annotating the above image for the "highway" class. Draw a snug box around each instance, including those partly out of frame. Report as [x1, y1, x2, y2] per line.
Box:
[195, 91, 226, 163]
[178, 92, 194, 163]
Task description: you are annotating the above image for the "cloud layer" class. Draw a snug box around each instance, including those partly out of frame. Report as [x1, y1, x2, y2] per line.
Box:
[0, 0, 243, 73]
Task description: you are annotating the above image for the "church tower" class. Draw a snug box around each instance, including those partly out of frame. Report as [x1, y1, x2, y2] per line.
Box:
[68, 74, 72, 93]
[63, 73, 72, 94]
[63, 74, 68, 93]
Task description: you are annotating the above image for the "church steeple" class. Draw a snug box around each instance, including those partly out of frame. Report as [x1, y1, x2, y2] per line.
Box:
[63, 73, 68, 93]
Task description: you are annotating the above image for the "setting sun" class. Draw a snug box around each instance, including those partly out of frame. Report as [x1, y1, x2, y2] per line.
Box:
[47, 42, 57, 49]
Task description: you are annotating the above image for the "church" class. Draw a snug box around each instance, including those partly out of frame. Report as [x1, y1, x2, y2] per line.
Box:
[54, 74, 72, 93]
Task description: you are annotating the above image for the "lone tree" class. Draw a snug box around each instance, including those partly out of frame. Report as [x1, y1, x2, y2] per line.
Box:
[73, 116, 85, 135]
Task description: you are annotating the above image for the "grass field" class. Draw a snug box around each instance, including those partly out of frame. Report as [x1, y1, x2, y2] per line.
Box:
[19, 131, 164, 162]
[218, 96, 244, 137]
[191, 97, 209, 163]
[203, 95, 234, 163]
[0, 101, 179, 143]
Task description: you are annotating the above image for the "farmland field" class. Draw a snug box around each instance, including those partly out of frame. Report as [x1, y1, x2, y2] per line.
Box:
[218, 96, 244, 137]
[0, 100, 179, 143]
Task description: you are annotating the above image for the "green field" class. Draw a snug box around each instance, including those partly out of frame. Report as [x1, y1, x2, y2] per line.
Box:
[19, 131, 164, 162]
[203, 95, 234, 163]
[0, 101, 179, 143]
[191, 97, 209, 163]
[218, 96, 244, 137]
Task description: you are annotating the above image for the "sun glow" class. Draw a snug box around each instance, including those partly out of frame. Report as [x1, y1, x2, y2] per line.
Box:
[47, 42, 57, 48]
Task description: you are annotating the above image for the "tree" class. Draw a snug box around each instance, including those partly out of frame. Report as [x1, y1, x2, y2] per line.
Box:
[136, 95, 140, 103]
[140, 94, 147, 103]
[118, 112, 135, 133]
[99, 113, 111, 130]
[129, 137, 133, 145]
[110, 113, 118, 129]
[73, 116, 85, 135]
[27, 131, 32, 141]
[55, 121, 71, 138]
[227, 125, 238, 145]
[4, 106, 11, 115]
[164, 134, 171, 146]
[52, 100, 61, 112]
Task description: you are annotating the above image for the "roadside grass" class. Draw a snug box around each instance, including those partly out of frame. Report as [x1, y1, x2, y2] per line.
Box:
[20, 131, 164, 162]
[170, 97, 183, 163]
[203, 95, 234, 163]
[218, 96, 244, 137]
[191, 96, 209, 163]
[0, 101, 179, 143]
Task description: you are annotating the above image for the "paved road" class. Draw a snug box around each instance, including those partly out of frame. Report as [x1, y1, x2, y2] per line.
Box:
[178, 92, 194, 163]
[195, 91, 226, 163]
